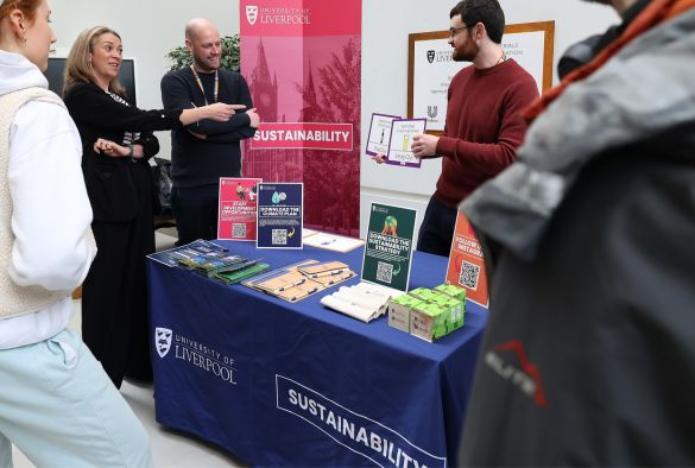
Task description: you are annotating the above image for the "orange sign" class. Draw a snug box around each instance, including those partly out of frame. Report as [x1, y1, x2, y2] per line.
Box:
[445, 212, 489, 307]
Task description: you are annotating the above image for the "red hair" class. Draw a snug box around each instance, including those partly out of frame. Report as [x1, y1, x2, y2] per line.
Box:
[0, 0, 42, 23]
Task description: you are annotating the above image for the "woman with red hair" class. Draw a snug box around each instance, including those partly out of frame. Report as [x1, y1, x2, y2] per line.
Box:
[0, 1, 151, 465]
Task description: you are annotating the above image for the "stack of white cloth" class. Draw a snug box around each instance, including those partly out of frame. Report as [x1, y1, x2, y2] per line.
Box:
[321, 282, 404, 323]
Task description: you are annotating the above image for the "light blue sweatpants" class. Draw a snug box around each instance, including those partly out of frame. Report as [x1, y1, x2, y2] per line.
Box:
[0, 329, 152, 468]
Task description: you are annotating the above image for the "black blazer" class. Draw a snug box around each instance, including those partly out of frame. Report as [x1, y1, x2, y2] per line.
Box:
[64, 82, 182, 222]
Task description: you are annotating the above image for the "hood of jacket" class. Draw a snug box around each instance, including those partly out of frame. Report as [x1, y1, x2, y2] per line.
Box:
[0, 50, 49, 97]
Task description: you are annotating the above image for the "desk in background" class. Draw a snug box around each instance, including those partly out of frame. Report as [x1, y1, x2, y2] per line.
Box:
[148, 241, 487, 467]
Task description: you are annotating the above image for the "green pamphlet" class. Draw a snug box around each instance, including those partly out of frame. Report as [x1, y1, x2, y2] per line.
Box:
[214, 263, 271, 285]
[361, 203, 416, 292]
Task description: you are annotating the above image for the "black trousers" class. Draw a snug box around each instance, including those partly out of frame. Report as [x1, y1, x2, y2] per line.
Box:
[82, 165, 154, 388]
[417, 195, 458, 257]
[172, 184, 220, 245]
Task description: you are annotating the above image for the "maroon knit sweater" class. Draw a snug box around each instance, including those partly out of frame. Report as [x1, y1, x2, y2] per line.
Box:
[433, 59, 539, 207]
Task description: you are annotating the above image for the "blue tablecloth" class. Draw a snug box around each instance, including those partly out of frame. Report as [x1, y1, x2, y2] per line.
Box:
[148, 241, 487, 467]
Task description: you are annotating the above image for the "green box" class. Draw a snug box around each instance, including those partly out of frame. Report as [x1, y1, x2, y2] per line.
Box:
[433, 285, 466, 332]
[434, 284, 467, 303]
[390, 286, 467, 341]
[410, 302, 450, 342]
[408, 288, 436, 302]
[428, 290, 465, 331]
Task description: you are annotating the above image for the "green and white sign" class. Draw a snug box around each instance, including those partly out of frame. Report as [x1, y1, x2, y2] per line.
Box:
[362, 203, 416, 292]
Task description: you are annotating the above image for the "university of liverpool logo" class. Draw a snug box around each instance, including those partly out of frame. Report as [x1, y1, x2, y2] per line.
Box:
[155, 327, 173, 358]
[427, 50, 436, 64]
[246, 5, 259, 25]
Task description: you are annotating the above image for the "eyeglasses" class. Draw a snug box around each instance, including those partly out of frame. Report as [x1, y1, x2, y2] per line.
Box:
[448, 25, 470, 37]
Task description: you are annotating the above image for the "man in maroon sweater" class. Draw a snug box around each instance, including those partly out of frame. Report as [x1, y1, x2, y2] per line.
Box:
[411, 0, 539, 255]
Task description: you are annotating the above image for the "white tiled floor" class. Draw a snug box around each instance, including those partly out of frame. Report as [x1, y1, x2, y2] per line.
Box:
[10, 231, 246, 467]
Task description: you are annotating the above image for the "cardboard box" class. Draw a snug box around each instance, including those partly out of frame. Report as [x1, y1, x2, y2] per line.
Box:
[428, 290, 465, 331]
[410, 302, 450, 342]
[387, 294, 422, 333]
[408, 287, 436, 302]
[434, 284, 467, 303]
[433, 285, 467, 332]
[409, 288, 466, 342]
[390, 286, 467, 341]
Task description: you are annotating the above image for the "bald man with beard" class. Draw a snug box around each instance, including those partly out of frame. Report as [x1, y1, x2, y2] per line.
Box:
[457, 0, 695, 465]
[161, 18, 260, 245]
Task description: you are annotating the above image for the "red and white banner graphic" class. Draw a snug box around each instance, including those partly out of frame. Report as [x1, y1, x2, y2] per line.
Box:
[251, 123, 353, 151]
[240, 0, 361, 237]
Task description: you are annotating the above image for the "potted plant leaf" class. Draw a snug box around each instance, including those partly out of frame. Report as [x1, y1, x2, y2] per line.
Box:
[165, 34, 241, 71]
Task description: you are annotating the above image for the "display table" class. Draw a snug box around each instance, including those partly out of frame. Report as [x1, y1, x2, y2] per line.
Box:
[148, 241, 487, 467]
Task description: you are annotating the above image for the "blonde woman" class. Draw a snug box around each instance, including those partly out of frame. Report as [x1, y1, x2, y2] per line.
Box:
[63, 26, 242, 389]
[0, 1, 152, 465]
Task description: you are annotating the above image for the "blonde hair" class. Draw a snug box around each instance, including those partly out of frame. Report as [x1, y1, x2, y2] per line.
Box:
[63, 26, 125, 97]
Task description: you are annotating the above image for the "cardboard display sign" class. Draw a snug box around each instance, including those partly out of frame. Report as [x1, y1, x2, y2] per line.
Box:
[362, 203, 416, 292]
[218, 177, 262, 241]
[446, 212, 489, 307]
[257, 183, 304, 249]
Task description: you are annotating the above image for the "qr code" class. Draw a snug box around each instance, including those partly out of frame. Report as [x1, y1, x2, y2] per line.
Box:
[376, 261, 393, 284]
[459, 261, 480, 290]
[272, 229, 288, 245]
[232, 223, 246, 238]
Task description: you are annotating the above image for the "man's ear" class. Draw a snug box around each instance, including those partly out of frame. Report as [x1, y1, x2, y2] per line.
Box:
[474, 22, 487, 41]
[185, 38, 193, 53]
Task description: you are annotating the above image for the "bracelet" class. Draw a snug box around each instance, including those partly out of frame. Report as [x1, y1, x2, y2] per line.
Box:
[125, 145, 134, 157]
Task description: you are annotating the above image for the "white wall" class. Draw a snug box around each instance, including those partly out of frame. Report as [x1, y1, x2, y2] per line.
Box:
[50, 0, 619, 239]
[360, 0, 619, 240]
[50, 0, 241, 161]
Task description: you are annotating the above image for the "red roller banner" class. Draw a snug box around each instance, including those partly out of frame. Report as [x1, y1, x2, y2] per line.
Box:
[240, 0, 361, 237]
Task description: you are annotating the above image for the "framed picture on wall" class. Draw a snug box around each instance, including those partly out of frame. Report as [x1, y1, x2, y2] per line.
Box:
[407, 21, 555, 134]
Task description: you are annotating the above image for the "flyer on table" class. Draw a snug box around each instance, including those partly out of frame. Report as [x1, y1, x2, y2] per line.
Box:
[366, 113, 400, 156]
[257, 183, 303, 249]
[446, 211, 489, 307]
[218, 177, 262, 241]
[302, 231, 364, 253]
[362, 203, 416, 292]
[386, 118, 426, 168]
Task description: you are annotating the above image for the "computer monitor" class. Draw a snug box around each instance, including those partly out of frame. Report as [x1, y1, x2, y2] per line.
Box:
[44, 57, 137, 105]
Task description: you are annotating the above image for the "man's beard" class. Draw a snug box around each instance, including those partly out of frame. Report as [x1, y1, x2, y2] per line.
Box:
[452, 41, 479, 62]
[194, 58, 219, 72]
